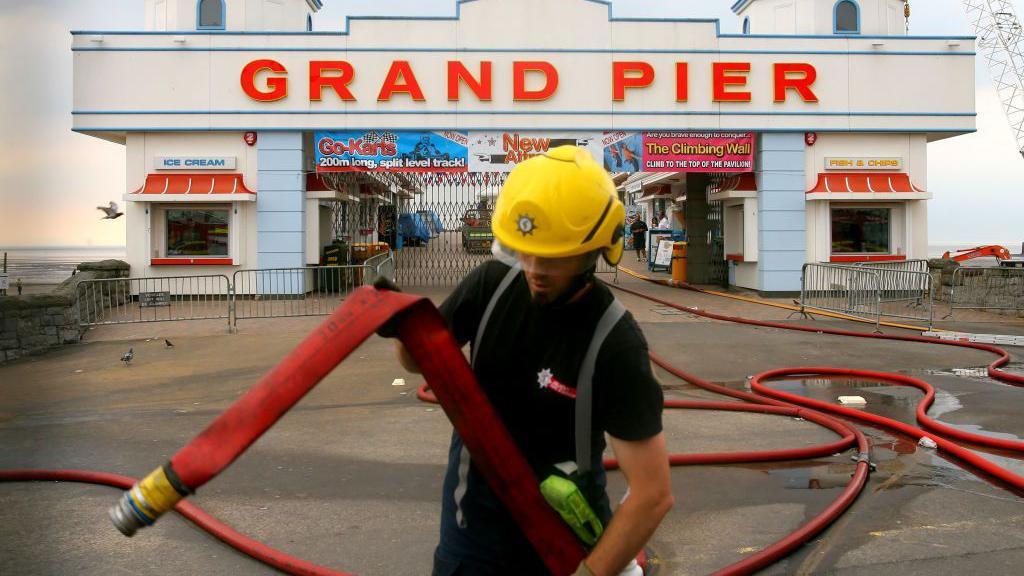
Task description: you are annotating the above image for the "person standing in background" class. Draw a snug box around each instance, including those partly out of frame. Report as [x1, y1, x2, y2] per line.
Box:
[16, 278, 23, 296]
[629, 218, 649, 263]
[657, 213, 670, 230]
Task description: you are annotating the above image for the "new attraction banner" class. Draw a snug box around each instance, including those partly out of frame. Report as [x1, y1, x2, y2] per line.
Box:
[315, 130, 469, 173]
[641, 132, 754, 172]
[468, 131, 604, 172]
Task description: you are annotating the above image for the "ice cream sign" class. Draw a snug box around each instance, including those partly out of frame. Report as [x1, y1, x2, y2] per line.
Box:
[156, 157, 237, 170]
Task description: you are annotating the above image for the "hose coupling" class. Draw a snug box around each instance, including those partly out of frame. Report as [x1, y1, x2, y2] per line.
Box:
[109, 464, 190, 537]
[851, 452, 876, 472]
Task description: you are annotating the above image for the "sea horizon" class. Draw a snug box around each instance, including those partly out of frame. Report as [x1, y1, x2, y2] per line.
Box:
[2, 242, 1021, 285]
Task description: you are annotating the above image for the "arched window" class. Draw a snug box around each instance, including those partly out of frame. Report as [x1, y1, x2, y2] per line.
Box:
[742, 17, 750, 35]
[197, 0, 225, 30]
[307, 14, 313, 32]
[834, 0, 860, 34]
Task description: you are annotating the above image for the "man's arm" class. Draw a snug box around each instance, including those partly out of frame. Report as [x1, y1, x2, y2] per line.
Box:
[581, 433, 674, 576]
[394, 341, 421, 374]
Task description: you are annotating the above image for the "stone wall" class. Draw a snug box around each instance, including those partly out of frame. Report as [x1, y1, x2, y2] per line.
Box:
[0, 260, 129, 363]
[929, 259, 1024, 319]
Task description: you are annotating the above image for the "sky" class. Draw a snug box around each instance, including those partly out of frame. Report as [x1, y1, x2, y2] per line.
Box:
[0, 0, 1021, 248]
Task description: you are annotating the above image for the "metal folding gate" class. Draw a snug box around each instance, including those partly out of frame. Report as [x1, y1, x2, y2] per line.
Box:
[319, 171, 508, 288]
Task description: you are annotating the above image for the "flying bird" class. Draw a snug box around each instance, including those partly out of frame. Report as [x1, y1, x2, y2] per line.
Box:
[121, 347, 134, 365]
[97, 202, 124, 220]
[164, 339, 174, 348]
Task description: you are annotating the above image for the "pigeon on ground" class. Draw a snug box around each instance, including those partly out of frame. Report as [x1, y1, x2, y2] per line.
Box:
[97, 202, 124, 220]
[121, 348, 134, 365]
[164, 339, 174, 348]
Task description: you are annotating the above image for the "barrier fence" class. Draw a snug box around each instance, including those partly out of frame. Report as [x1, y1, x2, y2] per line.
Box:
[851, 259, 929, 275]
[75, 257, 396, 330]
[76, 275, 232, 329]
[800, 264, 883, 330]
[947, 267, 1024, 317]
[801, 262, 935, 329]
[596, 257, 620, 284]
[859, 266, 933, 327]
[231, 265, 369, 328]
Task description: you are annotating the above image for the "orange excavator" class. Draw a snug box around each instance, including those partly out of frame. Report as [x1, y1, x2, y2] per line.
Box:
[942, 245, 1012, 262]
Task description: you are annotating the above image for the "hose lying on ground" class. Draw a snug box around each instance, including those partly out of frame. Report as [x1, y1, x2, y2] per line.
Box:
[2, 277, 1021, 575]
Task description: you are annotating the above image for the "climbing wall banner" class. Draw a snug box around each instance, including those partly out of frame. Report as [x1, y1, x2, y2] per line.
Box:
[315, 130, 469, 173]
[603, 131, 754, 173]
[468, 131, 605, 172]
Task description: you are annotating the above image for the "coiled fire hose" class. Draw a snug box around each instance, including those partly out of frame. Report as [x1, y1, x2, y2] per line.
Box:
[1, 280, 1020, 575]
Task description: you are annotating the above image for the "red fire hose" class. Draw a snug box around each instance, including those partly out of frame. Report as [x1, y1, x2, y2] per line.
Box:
[1, 280, 1020, 575]
[611, 282, 1023, 387]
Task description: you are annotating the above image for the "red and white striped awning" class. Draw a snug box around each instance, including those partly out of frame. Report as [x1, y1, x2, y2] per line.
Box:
[807, 172, 927, 197]
[129, 174, 256, 202]
[719, 172, 757, 193]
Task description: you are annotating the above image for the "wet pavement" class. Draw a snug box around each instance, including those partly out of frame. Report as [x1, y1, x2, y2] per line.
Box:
[1, 268, 1024, 575]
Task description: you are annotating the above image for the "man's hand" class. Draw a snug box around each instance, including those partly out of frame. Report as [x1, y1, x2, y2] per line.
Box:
[583, 433, 673, 576]
[373, 276, 403, 338]
[371, 277, 423, 373]
[573, 560, 595, 576]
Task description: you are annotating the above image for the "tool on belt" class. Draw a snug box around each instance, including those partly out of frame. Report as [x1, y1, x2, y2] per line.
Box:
[541, 462, 604, 546]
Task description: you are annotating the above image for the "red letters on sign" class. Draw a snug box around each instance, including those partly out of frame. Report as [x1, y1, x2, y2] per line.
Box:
[612, 62, 655, 101]
[713, 62, 752, 102]
[309, 61, 356, 102]
[773, 63, 819, 103]
[513, 61, 559, 101]
[378, 61, 426, 101]
[237, 59, 823, 106]
[676, 63, 689, 102]
[448, 61, 493, 101]
[241, 59, 288, 102]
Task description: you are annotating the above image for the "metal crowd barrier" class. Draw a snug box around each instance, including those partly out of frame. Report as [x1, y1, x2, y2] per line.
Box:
[800, 264, 882, 330]
[596, 256, 620, 284]
[231, 265, 368, 328]
[75, 275, 231, 330]
[857, 265, 933, 327]
[947, 267, 1024, 317]
[851, 259, 929, 274]
[364, 252, 397, 284]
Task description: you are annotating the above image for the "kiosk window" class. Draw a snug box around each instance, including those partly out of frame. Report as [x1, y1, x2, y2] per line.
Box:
[197, 0, 225, 30]
[167, 209, 229, 256]
[831, 207, 890, 254]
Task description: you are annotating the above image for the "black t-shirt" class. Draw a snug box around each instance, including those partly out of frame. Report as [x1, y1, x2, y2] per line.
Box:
[630, 220, 648, 236]
[440, 259, 662, 494]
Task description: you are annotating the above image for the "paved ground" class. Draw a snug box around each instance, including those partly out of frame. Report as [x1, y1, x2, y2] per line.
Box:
[2, 259, 1024, 575]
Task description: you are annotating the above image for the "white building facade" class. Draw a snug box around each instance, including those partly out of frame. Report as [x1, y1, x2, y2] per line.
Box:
[72, 0, 975, 294]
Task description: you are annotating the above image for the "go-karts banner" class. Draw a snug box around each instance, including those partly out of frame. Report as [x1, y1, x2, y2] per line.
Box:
[315, 130, 469, 173]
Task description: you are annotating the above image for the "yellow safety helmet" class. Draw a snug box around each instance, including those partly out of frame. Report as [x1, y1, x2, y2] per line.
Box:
[492, 146, 625, 266]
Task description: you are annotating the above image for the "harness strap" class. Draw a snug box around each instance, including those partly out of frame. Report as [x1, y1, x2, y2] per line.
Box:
[472, 263, 522, 369]
[575, 299, 627, 475]
[455, 263, 522, 529]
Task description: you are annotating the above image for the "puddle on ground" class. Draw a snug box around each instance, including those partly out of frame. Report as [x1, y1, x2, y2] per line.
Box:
[769, 377, 1024, 486]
